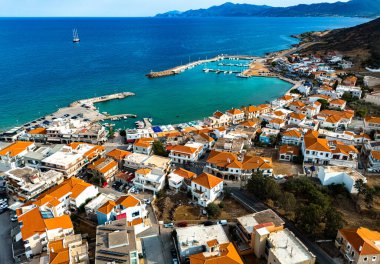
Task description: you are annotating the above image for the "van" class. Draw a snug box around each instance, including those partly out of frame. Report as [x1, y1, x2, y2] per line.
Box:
[218, 220, 228, 226]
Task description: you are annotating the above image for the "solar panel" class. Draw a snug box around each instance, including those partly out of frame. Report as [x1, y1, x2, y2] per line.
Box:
[98, 249, 128, 256]
[96, 256, 126, 263]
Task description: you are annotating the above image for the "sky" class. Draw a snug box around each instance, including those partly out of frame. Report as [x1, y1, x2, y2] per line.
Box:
[0, 0, 350, 17]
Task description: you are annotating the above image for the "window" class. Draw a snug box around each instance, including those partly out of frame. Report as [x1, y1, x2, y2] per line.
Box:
[132, 211, 140, 217]
[364, 257, 368, 261]
[373, 256, 377, 261]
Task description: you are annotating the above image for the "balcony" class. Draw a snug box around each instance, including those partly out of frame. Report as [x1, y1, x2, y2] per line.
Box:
[335, 239, 342, 248]
[344, 253, 355, 262]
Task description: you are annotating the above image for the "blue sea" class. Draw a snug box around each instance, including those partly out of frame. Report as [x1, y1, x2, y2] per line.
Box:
[0, 17, 370, 130]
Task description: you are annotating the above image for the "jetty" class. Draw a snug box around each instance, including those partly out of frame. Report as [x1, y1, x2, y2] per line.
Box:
[146, 54, 259, 79]
[146, 56, 223, 78]
[70, 92, 135, 107]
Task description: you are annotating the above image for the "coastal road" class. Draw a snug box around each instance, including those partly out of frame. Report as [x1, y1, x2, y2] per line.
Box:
[228, 187, 336, 264]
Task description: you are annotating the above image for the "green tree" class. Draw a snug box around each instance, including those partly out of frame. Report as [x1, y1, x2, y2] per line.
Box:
[365, 188, 375, 208]
[317, 99, 329, 110]
[354, 179, 366, 200]
[206, 203, 221, 218]
[324, 207, 343, 238]
[264, 178, 281, 200]
[152, 140, 168, 157]
[119, 129, 126, 137]
[296, 203, 324, 236]
[279, 192, 297, 212]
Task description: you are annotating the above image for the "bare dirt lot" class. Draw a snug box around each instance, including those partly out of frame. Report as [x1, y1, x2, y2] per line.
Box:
[247, 147, 303, 176]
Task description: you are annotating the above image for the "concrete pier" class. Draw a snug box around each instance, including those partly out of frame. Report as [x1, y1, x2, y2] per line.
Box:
[70, 92, 135, 107]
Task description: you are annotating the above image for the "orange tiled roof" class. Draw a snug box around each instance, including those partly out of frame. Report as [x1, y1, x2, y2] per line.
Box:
[365, 116, 380, 124]
[339, 227, 380, 255]
[106, 148, 132, 161]
[371, 151, 380, 161]
[279, 145, 300, 156]
[171, 145, 199, 155]
[189, 242, 243, 264]
[330, 99, 346, 106]
[88, 157, 118, 174]
[18, 207, 46, 240]
[270, 118, 284, 124]
[173, 168, 196, 179]
[134, 137, 154, 148]
[242, 156, 273, 170]
[28, 127, 47, 134]
[136, 168, 151, 175]
[50, 250, 70, 264]
[242, 105, 260, 113]
[227, 108, 243, 115]
[192, 172, 223, 189]
[0, 141, 33, 157]
[290, 112, 306, 120]
[289, 101, 306, 108]
[213, 111, 224, 118]
[282, 129, 302, 138]
[207, 150, 240, 168]
[304, 131, 331, 152]
[98, 200, 116, 215]
[44, 215, 73, 230]
[207, 239, 219, 247]
[116, 195, 140, 208]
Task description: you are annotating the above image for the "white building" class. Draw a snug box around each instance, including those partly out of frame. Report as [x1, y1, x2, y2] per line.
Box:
[175, 224, 229, 260]
[191, 172, 223, 207]
[168, 168, 196, 193]
[317, 166, 367, 193]
[169, 142, 203, 164]
[0, 141, 36, 171]
[133, 168, 166, 194]
[41, 143, 105, 178]
[5, 167, 64, 202]
[226, 108, 245, 124]
[336, 85, 362, 98]
[267, 229, 316, 264]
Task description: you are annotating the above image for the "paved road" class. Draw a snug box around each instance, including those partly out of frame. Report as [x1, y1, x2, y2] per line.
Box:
[228, 188, 336, 264]
[0, 210, 14, 264]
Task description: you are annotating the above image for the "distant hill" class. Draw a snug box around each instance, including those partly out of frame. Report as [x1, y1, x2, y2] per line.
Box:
[156, 0, 380, 18]
[301, 18, 380, 68]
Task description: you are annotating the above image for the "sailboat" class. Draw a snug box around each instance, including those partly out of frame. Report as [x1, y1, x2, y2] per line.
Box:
[72, 28, 80, 43]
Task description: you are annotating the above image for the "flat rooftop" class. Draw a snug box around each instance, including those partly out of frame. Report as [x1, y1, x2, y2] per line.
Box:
[268, 229, 315, 263]
[176, 225, 229, 253]
[321, 166, 366, 181]
[95, 219, 137, 264]
[237, 209, 285, 234]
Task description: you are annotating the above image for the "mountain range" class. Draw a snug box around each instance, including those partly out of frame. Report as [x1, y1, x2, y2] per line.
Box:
[156, 0, 380, 18]
[301, 17, 380, 68]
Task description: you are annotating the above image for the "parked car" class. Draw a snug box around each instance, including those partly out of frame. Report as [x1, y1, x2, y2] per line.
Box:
[202, 221, 215, 226]
[11, 215, 18, 222]
[143, 199, 151, 205]
[177, 221, 188, 227]
[217, 220, 228, 226]
[172, 259, 179, 264]
[164, 223, 174, 228]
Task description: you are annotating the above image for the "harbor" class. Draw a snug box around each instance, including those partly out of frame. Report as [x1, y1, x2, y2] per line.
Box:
[146, 54, 259, 79]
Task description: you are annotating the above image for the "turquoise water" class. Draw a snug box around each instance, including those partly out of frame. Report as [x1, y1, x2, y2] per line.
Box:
[98, 60, 292, 129]
[0, 17, 371, 130]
